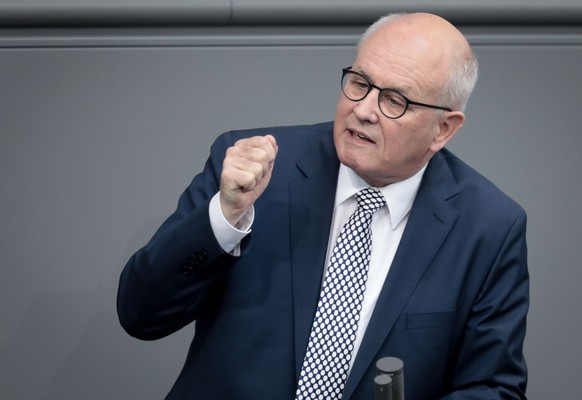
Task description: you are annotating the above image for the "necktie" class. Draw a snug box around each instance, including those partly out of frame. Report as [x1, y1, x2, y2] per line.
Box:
[295, 187, 386, 400]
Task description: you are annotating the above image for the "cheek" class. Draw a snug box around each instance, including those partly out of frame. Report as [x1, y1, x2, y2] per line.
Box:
[382, 125, 436, 164]
[377, 122, 405, 154]
[335, 94, 357, 118]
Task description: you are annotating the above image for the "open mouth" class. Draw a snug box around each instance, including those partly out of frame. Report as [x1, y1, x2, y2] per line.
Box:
[350, 130, 375, 143]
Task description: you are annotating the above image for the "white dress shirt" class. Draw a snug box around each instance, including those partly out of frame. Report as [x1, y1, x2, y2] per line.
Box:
[329, 164, 426, 373]
[209, 162, 426, 373]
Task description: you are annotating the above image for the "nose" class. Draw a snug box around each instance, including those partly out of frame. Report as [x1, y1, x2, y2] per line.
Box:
[352, 89, 380, 124]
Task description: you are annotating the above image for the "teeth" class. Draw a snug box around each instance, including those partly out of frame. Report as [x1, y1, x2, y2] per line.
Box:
[352, 131, 370, 142]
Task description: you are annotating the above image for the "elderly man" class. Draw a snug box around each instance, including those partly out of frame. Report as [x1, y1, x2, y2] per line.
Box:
[118, 12, 528, 400]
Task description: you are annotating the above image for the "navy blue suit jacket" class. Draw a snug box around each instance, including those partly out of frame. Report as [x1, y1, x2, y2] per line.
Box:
[117, 121, 528, 399]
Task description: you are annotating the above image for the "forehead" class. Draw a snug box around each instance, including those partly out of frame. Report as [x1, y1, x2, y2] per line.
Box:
[353, 23, 450, 96]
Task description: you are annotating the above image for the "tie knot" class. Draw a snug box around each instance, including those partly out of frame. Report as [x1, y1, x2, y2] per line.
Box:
[356, 187, 386, 214]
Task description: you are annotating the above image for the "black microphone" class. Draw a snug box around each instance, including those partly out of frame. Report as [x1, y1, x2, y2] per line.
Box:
[375, 357, 404, 400]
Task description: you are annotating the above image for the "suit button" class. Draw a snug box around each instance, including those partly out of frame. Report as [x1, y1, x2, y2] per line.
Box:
[180, 264, 194, 275]
[180, 250, 208, 275]
[190, 250, 208, 266]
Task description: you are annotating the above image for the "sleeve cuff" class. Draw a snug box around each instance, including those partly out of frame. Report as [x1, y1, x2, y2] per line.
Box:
[208, 192, 253, 255]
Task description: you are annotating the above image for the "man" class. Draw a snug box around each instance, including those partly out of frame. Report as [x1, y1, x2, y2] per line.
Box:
[117, 12, 529, 400]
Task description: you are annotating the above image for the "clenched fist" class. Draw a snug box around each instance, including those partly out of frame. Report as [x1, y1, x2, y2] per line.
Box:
[220, 135, 278, 226]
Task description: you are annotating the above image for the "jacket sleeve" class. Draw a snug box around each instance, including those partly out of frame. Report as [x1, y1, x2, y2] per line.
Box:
[440, 210, 529, 399]
[116, 131, 245, 341]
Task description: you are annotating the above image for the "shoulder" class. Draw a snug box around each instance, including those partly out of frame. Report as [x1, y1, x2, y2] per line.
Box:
[212, 121, 336, 161]
[436, 148, 526, 222]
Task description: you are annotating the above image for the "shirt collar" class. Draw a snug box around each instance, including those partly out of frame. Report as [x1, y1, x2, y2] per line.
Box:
[335, 163, 427, 229]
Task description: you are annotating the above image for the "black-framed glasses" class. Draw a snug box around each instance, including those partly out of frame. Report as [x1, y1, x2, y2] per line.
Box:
[341, 67, 452, 119]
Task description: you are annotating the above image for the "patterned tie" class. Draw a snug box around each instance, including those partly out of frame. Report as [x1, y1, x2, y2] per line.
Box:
[295, 187, 386, 400]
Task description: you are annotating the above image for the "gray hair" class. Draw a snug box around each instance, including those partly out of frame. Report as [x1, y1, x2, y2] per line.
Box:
[439, 51, 479, 112]
[359, 13, 479, 112]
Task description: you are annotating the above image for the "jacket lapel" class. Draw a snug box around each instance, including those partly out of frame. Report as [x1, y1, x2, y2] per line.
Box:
[289, 128, 341, 378]
[342, 151, 460, 399]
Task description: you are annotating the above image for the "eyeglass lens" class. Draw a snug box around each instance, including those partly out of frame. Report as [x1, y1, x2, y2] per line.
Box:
[341, 71, 408, 118]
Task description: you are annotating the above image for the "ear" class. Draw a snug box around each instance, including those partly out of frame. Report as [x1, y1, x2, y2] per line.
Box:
[430, 111, 465, 153]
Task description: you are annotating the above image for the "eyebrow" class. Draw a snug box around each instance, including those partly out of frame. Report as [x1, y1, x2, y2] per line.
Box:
[354, 67, 413, 96]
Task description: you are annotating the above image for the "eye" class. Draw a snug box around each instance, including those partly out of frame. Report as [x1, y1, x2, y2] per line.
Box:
[380, 91, 405, 108]
[350, 76, 369, 90]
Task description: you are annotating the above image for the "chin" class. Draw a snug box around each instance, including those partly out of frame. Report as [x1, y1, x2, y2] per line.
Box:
[339, 154, 367, 177]
[338, 145, 368, 168]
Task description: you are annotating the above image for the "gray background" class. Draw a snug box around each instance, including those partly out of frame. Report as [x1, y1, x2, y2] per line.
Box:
[1, 1, 581, 399]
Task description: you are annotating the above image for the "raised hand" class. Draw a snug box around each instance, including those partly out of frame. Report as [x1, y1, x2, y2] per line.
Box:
[219, 135, 278, 226]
